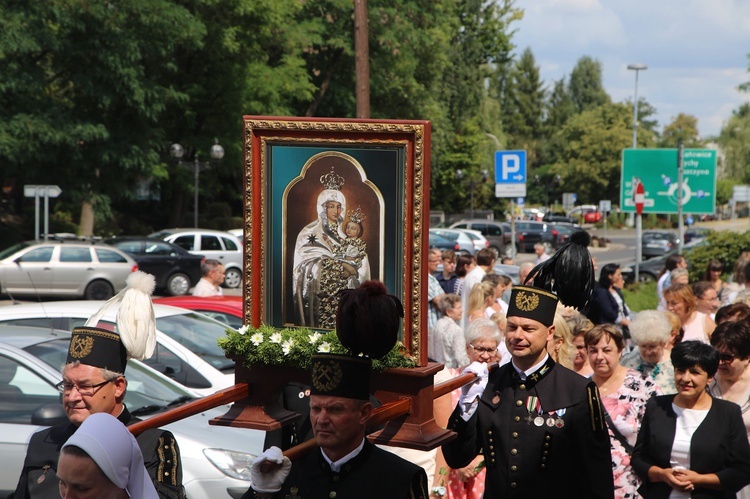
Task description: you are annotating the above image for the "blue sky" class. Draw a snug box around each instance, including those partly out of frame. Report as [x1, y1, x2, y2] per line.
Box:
[511, 0, 750, 137]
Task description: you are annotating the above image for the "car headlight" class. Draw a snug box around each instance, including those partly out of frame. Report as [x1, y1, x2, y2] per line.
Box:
[203, 448, 256, 480]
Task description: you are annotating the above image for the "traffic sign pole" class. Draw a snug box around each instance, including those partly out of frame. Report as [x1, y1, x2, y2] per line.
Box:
[677, 143, 684, 254]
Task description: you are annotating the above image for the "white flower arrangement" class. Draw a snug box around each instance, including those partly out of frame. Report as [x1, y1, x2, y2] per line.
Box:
[218, 324, 415, 370]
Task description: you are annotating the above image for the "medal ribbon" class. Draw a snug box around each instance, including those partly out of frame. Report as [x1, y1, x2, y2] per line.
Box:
[526, 396, 537, 414]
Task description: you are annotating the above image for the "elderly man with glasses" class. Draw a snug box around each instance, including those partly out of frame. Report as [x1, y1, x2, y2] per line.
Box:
[12, 273, 186, 499]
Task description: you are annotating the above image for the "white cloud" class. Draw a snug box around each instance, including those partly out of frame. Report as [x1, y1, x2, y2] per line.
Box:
[512, 0, 750, 136]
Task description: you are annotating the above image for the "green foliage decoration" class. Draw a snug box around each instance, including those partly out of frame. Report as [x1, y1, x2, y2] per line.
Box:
[218, 324, 416, 371]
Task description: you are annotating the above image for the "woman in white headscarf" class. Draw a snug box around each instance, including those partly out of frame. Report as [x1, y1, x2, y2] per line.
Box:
[58, 412, 158, 499]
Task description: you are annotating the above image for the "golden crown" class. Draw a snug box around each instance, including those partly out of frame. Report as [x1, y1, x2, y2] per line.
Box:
[320, 167, 345, 191]
[347, 206, 366, 224]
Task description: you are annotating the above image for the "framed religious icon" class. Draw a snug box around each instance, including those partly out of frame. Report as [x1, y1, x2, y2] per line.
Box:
[241, 116, 431, 364]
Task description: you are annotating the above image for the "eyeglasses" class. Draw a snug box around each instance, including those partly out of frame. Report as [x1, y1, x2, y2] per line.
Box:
[718, 353, 737, 363]
[468, 344, 497, 356]
[55, 379, 113, 396]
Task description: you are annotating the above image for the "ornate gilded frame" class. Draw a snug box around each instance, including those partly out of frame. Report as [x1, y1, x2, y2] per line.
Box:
[242, 116, 431, 365]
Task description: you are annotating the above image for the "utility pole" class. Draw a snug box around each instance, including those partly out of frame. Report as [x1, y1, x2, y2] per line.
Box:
[354, 0, 370, 118]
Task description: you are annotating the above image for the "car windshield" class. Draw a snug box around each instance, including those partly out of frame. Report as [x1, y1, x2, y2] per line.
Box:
[643, 233, 669, 242]
[155, 312, 235, 372]
[25, 338, 197, 414]
[0, 242, 30, 260]
[433, 231, 459, 242]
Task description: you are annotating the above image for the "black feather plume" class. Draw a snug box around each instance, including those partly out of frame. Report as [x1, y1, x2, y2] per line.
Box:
[527, 230, 595, 310]
[335, 281, 403, 359]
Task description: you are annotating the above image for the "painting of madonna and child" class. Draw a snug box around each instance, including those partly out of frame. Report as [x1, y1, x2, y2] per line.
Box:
[283, 152, 384, 330]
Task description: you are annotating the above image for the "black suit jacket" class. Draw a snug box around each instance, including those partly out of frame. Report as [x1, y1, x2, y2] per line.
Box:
[632, 395, 750, 498]
[442, 357, 614, 498]
[242, 440, 428, 499]
[587, 284, 630, 325]
[12, 407, 185, 499]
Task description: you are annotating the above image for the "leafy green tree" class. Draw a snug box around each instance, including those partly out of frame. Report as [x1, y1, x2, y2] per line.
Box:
[568, 56, 610, 114]
[0, 1, 206, 235]
[501, 47, 545, 172]
[659, 114, 703, 148]
[716, 104, 750, 182]
[549, 102, 639, 204]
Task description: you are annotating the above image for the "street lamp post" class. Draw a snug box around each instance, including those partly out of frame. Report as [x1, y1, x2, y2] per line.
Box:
[170, 139, 225, 227]
[456, 169, 489, 218]
[628, 63, 647, 282]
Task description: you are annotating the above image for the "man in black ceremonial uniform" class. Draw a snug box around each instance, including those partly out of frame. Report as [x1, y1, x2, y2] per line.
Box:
[12, 273, 186, 499]
[243, 281, 428, 499]
[442, 285, 614, 498]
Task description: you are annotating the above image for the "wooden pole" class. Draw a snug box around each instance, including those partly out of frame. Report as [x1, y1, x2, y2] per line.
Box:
[129, 383, 250, 436]
[353, 0, 370, 118]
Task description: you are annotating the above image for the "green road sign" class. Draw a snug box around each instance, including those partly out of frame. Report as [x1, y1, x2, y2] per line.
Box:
[620, 148, 716, 214]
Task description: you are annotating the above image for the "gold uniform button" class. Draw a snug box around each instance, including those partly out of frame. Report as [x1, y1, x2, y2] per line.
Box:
[329, 492, 337, 498]
[544, 443, 549, 448]
[510, 482, 517, 488]
[516, 400, 523, 407]
[545, 435, 551, 441]
[510, 465, 517, 472]
[541, 464, 546, 469]
[512, 432, 518, 438]
[542, 457, 547, 462]
[514, 416, 521, 422]
[519, 384, 526, 390]
[488, 430, 493, 435]
[511, 448, 518, 455]
[543, 451, 549, 456]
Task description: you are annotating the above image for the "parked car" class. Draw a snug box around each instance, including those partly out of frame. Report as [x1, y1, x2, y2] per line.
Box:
[449, 219, 513, 258]
[154, 295, 243, 329]
[0, 301, 235, 396]
[429, 232, 460, 252]
[228, 228, 243, 240]
[429, 228, 485, 256]
[622, 239, 706, 284]
[552, 224, 588, 246]
[0, 240, 137, 300]
[149, 229, 243, 288]
[105, 237, 204, 296]
[641, 230, 678, 259]
[584, 210, 603, 223]
[567, 205, 598, 223]
[513, 221, 559, 253]
[542, 211, 578, 225]
[683, 227, 711, 245]
[0, 325, 262, 498]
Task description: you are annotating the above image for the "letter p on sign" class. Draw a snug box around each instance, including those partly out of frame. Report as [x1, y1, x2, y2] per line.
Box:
[502, 154, 521, 180]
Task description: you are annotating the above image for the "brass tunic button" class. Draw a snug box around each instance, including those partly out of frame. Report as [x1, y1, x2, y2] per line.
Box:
[488, 430, 493, 435]
[541, 464, 546, 469]
[329, 492, 337, 498]
[490, 451, 495, 456]
[544, 443, 549, 448]
[545, 435, 551, 441]
[543, 451, 549, 456]
[519, 384, 526, 390]
[510, 482, 517, 488]
[515, 399, 523, 407]
[511, 448, 518, 455]
[542, 457, 547, 462]
[510, 465, 517, 472]
[514, 416, 521, 422]
[512, 432, 518, 438]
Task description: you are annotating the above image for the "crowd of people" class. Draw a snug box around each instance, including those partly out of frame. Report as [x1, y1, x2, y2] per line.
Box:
[426, 244, 750, 499]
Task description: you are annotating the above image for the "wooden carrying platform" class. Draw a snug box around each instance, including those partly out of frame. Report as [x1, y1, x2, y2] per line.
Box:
[208, 360, 459, 451]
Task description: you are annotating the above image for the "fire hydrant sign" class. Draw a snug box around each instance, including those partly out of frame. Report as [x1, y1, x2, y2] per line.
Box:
[620, 149, 716, 214]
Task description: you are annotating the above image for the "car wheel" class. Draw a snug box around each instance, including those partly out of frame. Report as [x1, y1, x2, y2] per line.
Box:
[166, 273, 191, 296]
[224, 267, 243, 288]
[503, 245, 514, 258]
[84, 280, 115, 300]
[638, 272, 657, 284]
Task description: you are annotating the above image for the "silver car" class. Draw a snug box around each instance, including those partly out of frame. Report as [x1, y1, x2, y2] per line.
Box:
[150, 229, 243, 288]
[429, 228, 487, 256]
[0, 240, 137, 300]
[0, 326, 262, 499]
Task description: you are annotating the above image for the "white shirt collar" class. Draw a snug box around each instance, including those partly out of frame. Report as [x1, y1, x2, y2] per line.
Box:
[511, 353, 550, 380]
[320, 438, 365, 472]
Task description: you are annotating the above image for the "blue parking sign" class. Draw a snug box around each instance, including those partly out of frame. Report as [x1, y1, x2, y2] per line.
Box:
[494, 150, 527, 198]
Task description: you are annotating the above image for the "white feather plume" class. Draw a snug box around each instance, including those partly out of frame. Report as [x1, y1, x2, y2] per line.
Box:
[116, 271, 157, 361]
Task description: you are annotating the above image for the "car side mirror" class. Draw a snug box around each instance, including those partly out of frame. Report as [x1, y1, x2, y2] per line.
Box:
[31, 402, 68, 426]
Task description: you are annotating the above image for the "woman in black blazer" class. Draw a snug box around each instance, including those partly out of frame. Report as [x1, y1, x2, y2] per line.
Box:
[632, 341, 750, 498]
[587, 263, 631, 328]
